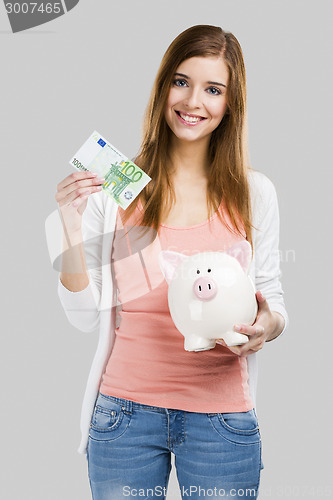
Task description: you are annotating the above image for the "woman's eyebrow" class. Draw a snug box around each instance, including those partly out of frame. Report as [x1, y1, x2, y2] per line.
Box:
[174, 72, 226, 88]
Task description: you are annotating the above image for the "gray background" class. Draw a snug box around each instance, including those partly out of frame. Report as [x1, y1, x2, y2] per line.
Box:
[1, 0, 332, 499]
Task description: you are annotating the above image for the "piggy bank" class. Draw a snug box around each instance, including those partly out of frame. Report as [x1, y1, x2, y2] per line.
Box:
[158, 240, 258, 352]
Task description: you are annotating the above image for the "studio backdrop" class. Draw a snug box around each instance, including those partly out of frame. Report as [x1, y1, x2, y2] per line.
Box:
[1, 1, 332, 499]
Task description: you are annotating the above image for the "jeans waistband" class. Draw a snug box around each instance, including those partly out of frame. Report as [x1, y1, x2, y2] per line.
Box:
[98, 392, 176, 414]
[97, 392, 256, 418]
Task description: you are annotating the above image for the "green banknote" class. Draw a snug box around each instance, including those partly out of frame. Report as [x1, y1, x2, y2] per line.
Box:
[69, 130, 151, 210]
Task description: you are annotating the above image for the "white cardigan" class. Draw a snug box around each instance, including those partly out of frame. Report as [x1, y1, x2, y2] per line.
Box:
[45, 169, 288, 456]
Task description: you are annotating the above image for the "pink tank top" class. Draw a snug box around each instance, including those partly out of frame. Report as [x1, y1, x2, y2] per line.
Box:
[99, 199, 254, 412]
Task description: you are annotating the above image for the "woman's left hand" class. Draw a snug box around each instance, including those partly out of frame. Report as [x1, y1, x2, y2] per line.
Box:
[216, 291, 280, 356]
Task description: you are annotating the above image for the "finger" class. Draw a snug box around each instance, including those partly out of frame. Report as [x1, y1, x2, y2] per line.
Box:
[228, 346, 242, 356]
[216, 339, 242, 355]
[256, 290, 266, 303]
[249, 325, 265, 337]
[238, 348, 261, 356]
[234, 324, 258, 337]
[256, 291, 270, 313]
[240, 345, 264, 356]
[56, 171, 100, 193]
[237, 338, 266, 356]
[255, 325, 265, 336]
[57, 183, 104, 206]
[238, 324, 265, 336]
[71, 191, 91, 208]
[56, 171, 98, 192]
[216, 339, 227, 347]
[58, 190, 90, 212]
[56, 173, 105, 199]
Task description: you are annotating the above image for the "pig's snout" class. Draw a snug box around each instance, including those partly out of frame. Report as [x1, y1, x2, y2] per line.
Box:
[193, 277, 217, 301]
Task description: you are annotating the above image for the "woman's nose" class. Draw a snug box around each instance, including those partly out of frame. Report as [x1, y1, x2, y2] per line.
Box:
[184, 88, 201, 109]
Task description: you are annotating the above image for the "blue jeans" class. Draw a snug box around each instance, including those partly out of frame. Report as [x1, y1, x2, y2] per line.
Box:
[87, 392, 263, 500]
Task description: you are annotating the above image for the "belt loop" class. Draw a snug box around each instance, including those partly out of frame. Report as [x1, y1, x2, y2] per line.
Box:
[123, 398, 132, 414]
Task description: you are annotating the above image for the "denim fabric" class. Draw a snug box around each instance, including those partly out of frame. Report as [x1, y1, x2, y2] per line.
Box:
[87, 392, 263, 500]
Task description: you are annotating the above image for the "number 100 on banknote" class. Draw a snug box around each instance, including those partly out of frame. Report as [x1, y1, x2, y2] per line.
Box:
[69, 130, 151, 210]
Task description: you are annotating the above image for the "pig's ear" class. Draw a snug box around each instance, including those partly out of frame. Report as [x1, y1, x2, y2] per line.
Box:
[158, 250, 188, 285]
[225, 240, 252, 273]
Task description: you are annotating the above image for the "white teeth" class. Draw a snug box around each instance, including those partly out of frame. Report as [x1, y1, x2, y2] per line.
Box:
[179, 112, 202, 123]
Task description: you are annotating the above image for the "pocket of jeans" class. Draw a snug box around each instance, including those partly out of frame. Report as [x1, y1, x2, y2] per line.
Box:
[219, 409, 259, 434]
[89, 395, 131, 442]
[91, 404, 122, 430]
[208, 409, 260, 445]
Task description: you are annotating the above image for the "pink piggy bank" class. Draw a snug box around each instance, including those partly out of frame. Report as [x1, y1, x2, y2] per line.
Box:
[158, 240, 258, 352]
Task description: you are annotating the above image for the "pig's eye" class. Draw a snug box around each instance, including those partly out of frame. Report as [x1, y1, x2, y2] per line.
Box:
[207, 269, 211, 273]
[196, 269, 200, 274]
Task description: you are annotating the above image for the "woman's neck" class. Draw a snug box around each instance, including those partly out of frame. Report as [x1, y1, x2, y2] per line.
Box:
[169, 136, 210, 182]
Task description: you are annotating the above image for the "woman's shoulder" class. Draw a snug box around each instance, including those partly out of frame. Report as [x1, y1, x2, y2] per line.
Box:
[247, 168, 278, 223]
[247, 168, 276, 194]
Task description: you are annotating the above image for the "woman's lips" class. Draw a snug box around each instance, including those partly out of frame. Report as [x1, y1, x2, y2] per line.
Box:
[175, 110, 206, 126]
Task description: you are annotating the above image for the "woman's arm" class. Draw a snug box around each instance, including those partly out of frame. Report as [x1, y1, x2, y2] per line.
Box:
[252, 173, 288, 337]
[221, 172, 288, 356]
[56, 191, 106, 333]
[266, 311, 285, 341]
[60, 229, 89, 291]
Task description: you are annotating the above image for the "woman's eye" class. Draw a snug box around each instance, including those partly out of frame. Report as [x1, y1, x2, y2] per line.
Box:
[172, 80, 223, 95]
[207, 87, 222, 96]
[173, 78, 188, 87]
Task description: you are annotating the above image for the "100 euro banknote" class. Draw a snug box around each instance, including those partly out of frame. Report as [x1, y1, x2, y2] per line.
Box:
[69, 131, 151, 210]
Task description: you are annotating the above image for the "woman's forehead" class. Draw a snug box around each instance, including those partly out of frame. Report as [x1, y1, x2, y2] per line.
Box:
[175, 56, 229, 83]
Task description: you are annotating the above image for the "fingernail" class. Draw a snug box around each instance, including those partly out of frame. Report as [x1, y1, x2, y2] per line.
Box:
[234, 325, 241, 331]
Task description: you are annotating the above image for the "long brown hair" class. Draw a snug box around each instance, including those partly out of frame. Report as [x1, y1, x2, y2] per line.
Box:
[121, 24, 254, 252]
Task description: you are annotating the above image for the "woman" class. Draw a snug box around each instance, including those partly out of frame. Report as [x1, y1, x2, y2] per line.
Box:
[55, 25, 288, 500]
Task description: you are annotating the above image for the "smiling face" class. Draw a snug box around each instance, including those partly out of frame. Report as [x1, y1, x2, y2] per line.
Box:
[164, 56, 229, 145]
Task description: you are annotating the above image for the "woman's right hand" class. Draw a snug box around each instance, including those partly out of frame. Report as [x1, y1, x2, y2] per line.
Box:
[55, 171, 105, 234]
